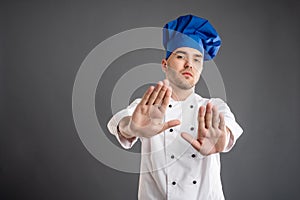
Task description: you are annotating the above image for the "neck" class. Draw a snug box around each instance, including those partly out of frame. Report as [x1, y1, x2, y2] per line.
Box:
[170, 82, 194, 101]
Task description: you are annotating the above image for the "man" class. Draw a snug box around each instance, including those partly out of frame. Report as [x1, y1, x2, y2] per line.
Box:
[107, 14, 243, 200]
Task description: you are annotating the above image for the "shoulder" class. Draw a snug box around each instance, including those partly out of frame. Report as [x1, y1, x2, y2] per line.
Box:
[194, 94, 230, 110]
[210, 97, 227, 105]
[129, 98, 142, 105]
[127, 98, 142, 108]
[194, 94, 226, 105]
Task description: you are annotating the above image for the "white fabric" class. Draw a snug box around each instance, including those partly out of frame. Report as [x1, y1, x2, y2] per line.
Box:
[107, 93, 243, 200]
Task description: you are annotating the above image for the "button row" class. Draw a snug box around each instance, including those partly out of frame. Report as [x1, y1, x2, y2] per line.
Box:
[169, 127, 194, 132]
[168, 104, 194, 109]
[170, 154, 196, 159]
[171, 180, 197, 185]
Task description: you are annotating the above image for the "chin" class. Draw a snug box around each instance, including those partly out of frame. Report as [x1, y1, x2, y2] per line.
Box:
[177, 82, 195, 90]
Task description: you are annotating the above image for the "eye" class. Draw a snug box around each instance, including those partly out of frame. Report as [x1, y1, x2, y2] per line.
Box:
[176, 55, 185, 59]
[194, 58, 201, 63]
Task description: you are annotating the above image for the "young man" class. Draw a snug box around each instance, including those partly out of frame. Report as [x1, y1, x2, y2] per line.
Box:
[107, 14, 243, 200]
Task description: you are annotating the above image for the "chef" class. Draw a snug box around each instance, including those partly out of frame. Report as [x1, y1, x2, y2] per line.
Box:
[107, 14, 243, 200]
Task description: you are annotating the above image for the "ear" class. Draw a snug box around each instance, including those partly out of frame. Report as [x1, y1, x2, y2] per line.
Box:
[161, 59, 167, 72]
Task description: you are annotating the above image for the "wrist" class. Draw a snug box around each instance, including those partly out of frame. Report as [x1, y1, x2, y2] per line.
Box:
[118, 117, 136, 139]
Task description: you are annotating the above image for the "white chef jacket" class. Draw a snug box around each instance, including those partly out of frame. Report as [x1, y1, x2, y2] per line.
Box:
[107, 93, 243, 200]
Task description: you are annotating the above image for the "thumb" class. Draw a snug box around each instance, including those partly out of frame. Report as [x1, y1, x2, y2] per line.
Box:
[181, 132, 201, 151]
[160, 119, 181, 132]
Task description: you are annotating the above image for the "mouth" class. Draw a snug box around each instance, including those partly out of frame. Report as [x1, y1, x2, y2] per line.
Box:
[182, 72, 193, 77]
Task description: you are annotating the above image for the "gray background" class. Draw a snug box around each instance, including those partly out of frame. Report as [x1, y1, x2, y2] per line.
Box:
[1, 0, 300, 199]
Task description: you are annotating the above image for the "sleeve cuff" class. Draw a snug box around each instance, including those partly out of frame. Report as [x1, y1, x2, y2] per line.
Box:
[223, 119, 243, 152]
[107, 99, 141, 149]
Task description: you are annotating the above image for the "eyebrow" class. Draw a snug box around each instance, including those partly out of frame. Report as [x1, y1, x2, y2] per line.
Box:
[174, 50, 203, 58]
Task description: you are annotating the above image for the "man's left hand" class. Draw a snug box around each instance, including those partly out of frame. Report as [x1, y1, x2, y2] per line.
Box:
[181, 102, 230, 155]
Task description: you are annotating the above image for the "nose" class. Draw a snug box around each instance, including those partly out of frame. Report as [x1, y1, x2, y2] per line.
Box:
[184, 59, 193, 69]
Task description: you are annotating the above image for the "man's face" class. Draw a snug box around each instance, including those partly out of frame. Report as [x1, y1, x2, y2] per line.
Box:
[162, 47, 203, 90]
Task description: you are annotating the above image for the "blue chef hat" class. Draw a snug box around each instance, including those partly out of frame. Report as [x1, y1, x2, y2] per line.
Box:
[163, 14, 221, 61]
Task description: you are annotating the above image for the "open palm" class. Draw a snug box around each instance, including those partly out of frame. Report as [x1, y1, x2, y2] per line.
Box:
[129, 80, 180, 138]
[181, 102, 229, 155]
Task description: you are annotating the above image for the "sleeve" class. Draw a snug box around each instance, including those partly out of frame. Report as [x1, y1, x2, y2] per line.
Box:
[211, 98, 243, 152]
[107, 98, 141, 149]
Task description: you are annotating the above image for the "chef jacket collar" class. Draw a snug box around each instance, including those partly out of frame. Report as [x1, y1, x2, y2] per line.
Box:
[170, 92, 196, 103]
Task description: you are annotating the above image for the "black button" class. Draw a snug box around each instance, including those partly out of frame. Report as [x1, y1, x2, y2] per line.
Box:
[190, 127, 194, 131]
[171, 155, 175, 159]
[172, 181, 176, 185]
[169, 104, 172, 108]
[169, 129, 173, 132]
[193, 180, 197, 184]
[190, 105, 194, 108]
[191, 154, 196, 158]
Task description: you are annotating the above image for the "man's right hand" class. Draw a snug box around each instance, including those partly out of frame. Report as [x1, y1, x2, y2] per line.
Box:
[118, 79, 181, 138]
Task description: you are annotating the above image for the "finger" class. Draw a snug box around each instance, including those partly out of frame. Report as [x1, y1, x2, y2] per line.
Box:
[181, 132, 201, 151]
[198, 106, 205, 130]
[205, 102, 213, 128]
[212, 105, 219, 128]
[161, 87, 172, 110]
[148, 81, 163, 105]
[163, 79, 169, 87]
[154, 85, 168, 105]
[218, 113, 226, 131]
[140, 86, 154, 105]
[159, 119, 181, 133]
